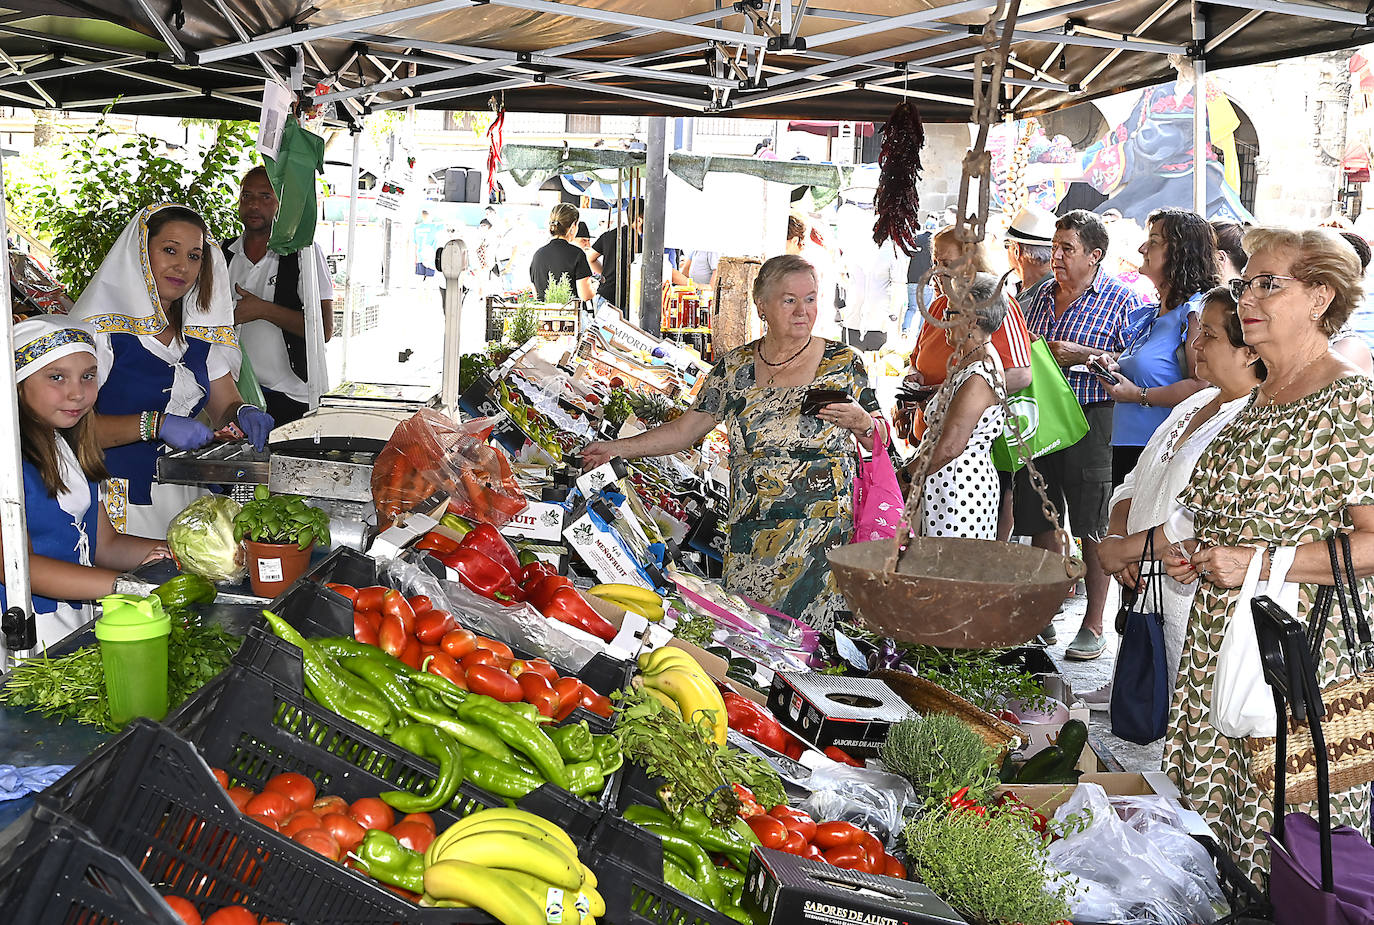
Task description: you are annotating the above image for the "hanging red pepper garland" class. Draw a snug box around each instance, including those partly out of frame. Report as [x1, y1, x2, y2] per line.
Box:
[486, 93, 506, 195]
[871, 99, 927, 256]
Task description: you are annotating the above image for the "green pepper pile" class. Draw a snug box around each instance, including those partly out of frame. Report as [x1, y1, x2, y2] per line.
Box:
[622, 803, 759, 924]
[261, 611, 622, 812]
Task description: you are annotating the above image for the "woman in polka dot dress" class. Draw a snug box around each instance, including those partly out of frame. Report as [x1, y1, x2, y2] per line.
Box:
[913, 274, 1007, 539]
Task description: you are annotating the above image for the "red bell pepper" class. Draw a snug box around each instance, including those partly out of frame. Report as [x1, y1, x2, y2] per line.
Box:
[517, 561, 557, 587]
[537, 586, 617, 642]
[524, 574, 576, 610]
[823, 745, 863, 767]
[722, 691, 788, 753]
[414, 531, 459, 556]
[458, 522, 521, 575]
[439, 547, 517, 601]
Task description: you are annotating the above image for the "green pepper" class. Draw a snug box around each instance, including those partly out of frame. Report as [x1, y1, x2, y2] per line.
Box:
[679, 805, 758, 866]
[262, 610, 393, 735]
[464, 703, 570, 790]
[462, 752, 543, 798]
[152, 573, 216, 611]
[414, 686, 449, 713]
[549, 722, 595, 763]
[316, 637, 414, 676]
[592, 734, 623, 775]
[641, 822, 724, 907]
[354, 830, 425, 893]
[718, 903, 752, 924]
[716, 865, 745, 899]
[663, 856, 710, 904]
[409, 671, 468, 708]
[563, 760, 604, 796]
[403, 703, 515, 763]
[621, 804, 676, 827]
[380, 722, 464, 813]
[339, 654, 419, 717]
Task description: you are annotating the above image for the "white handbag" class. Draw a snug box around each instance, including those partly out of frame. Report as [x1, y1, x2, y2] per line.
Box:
[1210, 545, 1298, 738]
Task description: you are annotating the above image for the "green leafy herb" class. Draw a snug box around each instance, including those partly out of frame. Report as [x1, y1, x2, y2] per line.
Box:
[904, 803, 1074, 925]
[668, 601, 715, 648]
[0, 615, 238, 731]
[612, 684, 784, 825]
[233, 485, 331, 550]
[543, 272, 574, 306]
[881, 713, 1000, 807]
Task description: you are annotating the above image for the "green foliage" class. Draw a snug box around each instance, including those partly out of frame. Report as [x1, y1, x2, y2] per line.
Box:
[506, 301, 541, 346]
[12, 112, 256, 298]
[881, 713, 1000, 806]
[904, 804, 1074, 925]
[233, 484, 332, 549]
[544, 272, 574, 305]
[458, 351, 496, 394]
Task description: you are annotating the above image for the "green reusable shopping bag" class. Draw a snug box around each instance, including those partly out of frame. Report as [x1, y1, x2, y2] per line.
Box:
[990, 338, 1089, 473]
[263, 116, 324, 256]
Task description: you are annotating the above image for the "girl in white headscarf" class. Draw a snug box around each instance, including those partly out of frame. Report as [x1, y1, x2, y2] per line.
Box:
[2, 316, 170, 648]
[72, 203, 274, 537]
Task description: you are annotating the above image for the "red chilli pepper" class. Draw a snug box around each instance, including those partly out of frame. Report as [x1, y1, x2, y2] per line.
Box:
[721, 691, 788, 753]
[823, 745, 863, 767]
[458, 522, 521, 575]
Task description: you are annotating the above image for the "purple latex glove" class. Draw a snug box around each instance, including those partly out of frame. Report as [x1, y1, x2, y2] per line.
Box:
[237, 404, 275, 450]
[159, 413, 213, 451]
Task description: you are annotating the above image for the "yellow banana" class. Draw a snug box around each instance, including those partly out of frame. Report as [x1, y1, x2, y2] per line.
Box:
[437, 830, 584, 890]
[639, 646, 699, 675]
[580, 863, 598, 890]
[588, 583, 663, 606]
[438, 822, 580, 869]
[499, 871, 582, 925]
[598, 595, 665, 621]
[644, 666, 727, 744]
[579, 883, 606, 917]
[424, 860, 548, 925]
[642, 685, 683, 717]
[429, 808, 578, 865]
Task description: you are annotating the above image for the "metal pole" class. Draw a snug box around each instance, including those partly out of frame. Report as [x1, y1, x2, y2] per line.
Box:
[641, 116, 667, 333]
[301, 242, 325, 409]
[440, 240, 465, 415]
[1192, 1, 1207, 215]
[0, 151, 31, 666]
[382, 131, 395, 291]
[341, 126, 361, 382]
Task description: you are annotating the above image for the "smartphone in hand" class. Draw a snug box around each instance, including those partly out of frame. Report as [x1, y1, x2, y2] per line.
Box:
[1086, 357, 1118, 384]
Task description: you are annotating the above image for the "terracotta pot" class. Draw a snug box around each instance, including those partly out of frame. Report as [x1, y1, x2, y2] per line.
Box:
[244, 539, 314, 598]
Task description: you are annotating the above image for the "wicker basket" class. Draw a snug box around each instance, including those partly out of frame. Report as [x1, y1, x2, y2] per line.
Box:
[871, 669, 1021, 753]
[1247, 672, 1374, 805]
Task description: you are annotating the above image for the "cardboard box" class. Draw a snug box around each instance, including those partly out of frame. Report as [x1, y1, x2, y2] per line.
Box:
[744, 847, 966, 925]
[768, 672, 914, 758]
[997, 770, 1179, 818]
[498, 499, 566, 542]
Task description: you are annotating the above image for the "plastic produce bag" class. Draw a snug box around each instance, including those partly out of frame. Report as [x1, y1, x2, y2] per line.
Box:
[1047, 784, 1225, 925]
[370, 410, 526, 530]
[166, 495, 246, 582]
[798, 761, 917, 846]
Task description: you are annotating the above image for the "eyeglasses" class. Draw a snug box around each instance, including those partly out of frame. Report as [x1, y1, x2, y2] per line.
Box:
[1228, 274, 1303, 300]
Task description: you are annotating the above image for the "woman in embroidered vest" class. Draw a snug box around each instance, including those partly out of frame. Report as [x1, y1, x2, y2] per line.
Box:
[1, 316, 171, 648]
[73, 204, 274, 537]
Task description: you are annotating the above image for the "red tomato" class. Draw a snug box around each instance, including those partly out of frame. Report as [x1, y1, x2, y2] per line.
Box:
[812, 821, 864, 849]
[325, 582, 358, 602]
[355, 609, 381, 632]
[399, 636, 423, 671]
[244, 791, 295, 823]
[378, 614, 408, 658]
[473, 636, 514, 669]
[354, 586, 387, 612]
[424, 652, 467, 689]
[779, 830, 808, 855]
[460, 648, 502, 671]
[408, 595, 433, 614]
[264, 772, 317, 810]
[162, 895, 202, 925]
[348, 797, 395, 832]
[280, 809, 324, 838]
[247, 812, 280, 831]
[465, 665, 523, 702]
[805, 843, 825, 861]
[414, 609, 456, 644]
[321, 812, 367, 851]
[579, 689, 614, 719]
[226, 786, 255, 812]
[382, 590, 416, 633]
[209, 768, 230, 789]
[312, 794, 348, 816]
[440, 628, 477, 659]
[516, 671, 560, 718]
[768, 806, 817, 843]
[400, 813, 437, 834]
[389, 820, 436, 853]
[204, 908, 259, 925]
[883, 855, 908, 879]
[292, 827, 342, 861]
[745, 814, 789, 848]
[856, 831, 885, 874]
[353, 613, 379, 647]
[822, 845, 869, 871]
[511, 658, 560, 684]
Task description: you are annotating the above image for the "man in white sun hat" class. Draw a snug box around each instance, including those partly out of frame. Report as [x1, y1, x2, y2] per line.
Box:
[1004, 204, 1056, 309]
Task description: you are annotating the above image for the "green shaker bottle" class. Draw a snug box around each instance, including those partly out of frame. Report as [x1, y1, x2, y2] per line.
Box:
[95, 593, 172, 725]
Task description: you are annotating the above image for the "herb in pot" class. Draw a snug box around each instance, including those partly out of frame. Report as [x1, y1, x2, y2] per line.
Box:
[903, 802, 1074, 925]
[880, 713, 1000, 807]
[233, 485, 331, 550]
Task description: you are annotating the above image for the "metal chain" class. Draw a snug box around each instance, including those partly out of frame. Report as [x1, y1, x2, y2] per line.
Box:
[885, 0, 1082, 581]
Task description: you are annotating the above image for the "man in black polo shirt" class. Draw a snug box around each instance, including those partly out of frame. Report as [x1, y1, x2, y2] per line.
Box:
[591, 206, 643, 315]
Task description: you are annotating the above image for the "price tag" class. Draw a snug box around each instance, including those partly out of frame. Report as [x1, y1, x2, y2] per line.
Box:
[257, 558, 284, 583]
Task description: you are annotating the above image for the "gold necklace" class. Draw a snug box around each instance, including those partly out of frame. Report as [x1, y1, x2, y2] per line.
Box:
[1258, 351, 1325, 406]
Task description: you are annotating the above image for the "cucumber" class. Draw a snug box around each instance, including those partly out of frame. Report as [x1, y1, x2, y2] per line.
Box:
[998, 752, 1021, 783]
[1050, 719, 1089, 777]
[1013, 746, 1066, 783]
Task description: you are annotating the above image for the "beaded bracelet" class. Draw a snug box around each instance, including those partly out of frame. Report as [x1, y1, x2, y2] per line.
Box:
[139, 410, 162, 442]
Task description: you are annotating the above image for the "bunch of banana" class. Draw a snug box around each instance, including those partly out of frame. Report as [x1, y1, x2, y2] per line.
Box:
[422, 807, 605, 925]
[637, 647, 728, 745]
[587, 583, 664, 622]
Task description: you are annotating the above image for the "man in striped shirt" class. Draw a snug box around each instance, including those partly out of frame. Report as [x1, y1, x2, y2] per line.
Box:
[1015, 210, 1144, 659]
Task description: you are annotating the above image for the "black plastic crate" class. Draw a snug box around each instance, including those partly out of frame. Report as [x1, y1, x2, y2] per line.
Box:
[0, 809, 192, 925]
[36, 719, 482, 924]
[589, 813, 741, 925]
[222, 623, 618, 843]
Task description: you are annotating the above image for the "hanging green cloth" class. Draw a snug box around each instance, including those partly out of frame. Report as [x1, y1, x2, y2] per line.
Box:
[263, 116, 324, 255]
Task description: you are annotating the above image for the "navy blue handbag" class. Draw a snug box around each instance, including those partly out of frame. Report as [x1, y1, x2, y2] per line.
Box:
[1110, 528, 1170, 745]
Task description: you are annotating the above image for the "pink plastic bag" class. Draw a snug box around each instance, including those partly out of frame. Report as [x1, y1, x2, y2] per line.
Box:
[852, 420, 904, 542]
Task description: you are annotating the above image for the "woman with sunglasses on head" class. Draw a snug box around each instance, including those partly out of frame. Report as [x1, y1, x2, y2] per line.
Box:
[1160, 227, 1374, 885]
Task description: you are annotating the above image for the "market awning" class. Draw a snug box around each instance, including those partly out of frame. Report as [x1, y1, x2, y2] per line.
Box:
[1344, 143, 1371, 183]
[2, 2, 1374, 125]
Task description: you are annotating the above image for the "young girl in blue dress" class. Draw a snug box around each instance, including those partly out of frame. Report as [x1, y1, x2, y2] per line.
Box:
[1, 316, 171, 648]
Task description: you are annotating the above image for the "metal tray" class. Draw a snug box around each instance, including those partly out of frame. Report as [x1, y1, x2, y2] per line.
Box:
[155, 441, 268, 487]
